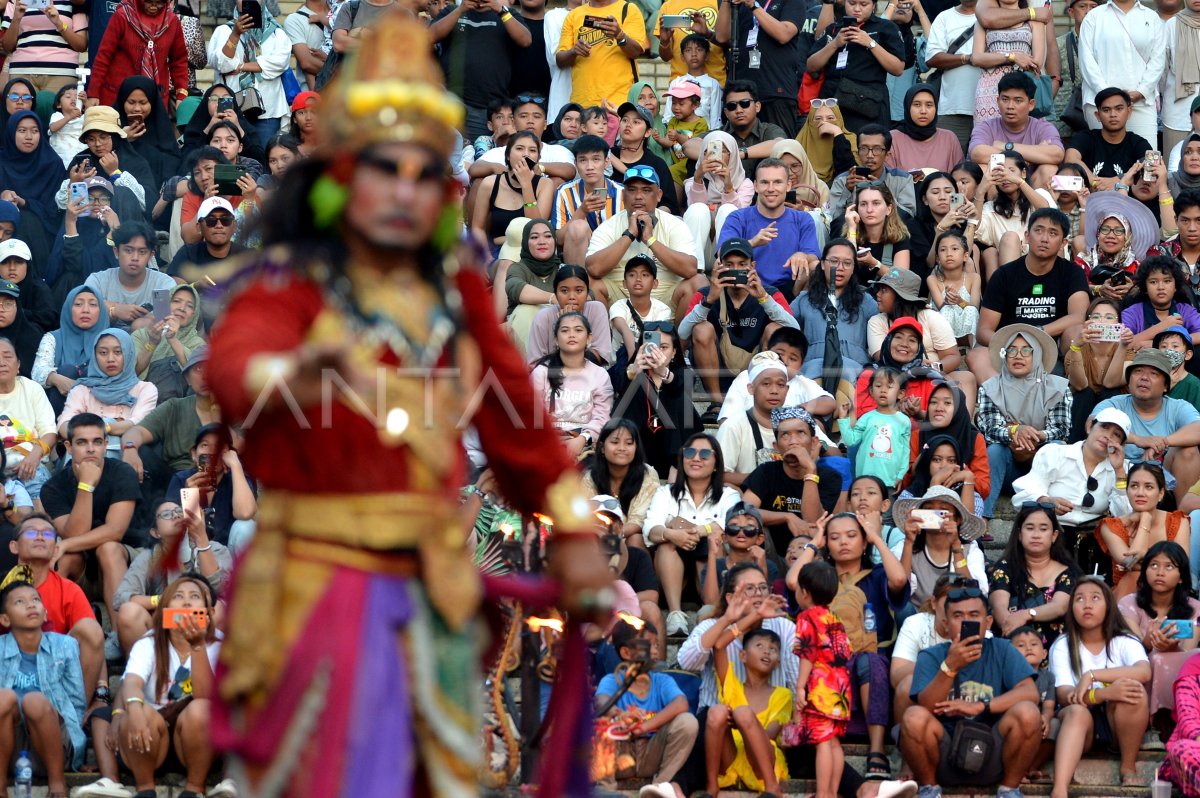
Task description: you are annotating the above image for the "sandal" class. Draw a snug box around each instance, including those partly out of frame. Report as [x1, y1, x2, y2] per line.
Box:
[866, 751, 892, 780]
[700, 405, 721, 426]
[1121, 772, 1143, 786]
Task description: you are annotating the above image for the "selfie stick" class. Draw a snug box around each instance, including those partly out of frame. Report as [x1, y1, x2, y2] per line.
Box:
[75, 65, 90, 107]
[728, 2, 740, 82]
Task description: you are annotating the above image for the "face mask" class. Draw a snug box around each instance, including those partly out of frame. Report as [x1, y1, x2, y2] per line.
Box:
[1163, 348, 1187, 370]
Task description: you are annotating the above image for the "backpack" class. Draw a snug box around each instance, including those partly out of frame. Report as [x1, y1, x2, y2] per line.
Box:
[829, 568, 877, 654]
[314, 0, 360, 91]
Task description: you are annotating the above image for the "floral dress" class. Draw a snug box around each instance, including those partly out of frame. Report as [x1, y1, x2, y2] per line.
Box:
[989, 558, 1077, 644]
[717, 668, 792, 791]
[975, 23, 1034, 124]
[789, 606, 852, 745]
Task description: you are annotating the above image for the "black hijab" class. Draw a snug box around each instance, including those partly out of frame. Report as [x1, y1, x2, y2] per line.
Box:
[0, 78, 35, 132]
[116, 76, 181, 189]
[908, 432, 962, 498]
[876, 317, 928, 372]
[918, 380, 978, 472]
[0, 112, 66, 236]
[896, 84, 938, 143]
[0, 300, 43, 379]
[183, 85, 266, 164]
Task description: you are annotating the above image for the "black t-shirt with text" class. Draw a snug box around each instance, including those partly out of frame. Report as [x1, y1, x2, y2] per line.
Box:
[41, 459, 143, 547]
[728, 0, 808, 100]
[741, 460, 841, 555]
[1067, 129, 1154, 180]
[695, 285, 785, 354]
[981, 256, 1089, 329]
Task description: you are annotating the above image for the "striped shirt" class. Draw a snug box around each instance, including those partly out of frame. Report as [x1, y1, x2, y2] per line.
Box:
[550, 177, 623, 232]
[3, 0, 87, 78]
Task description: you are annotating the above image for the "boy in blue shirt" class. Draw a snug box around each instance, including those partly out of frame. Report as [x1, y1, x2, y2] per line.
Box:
[595, 619, 698, 798]
[0, 580, 86, 798]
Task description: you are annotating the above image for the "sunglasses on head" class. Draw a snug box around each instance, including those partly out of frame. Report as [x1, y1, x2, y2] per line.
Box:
[515, 94, 547, 107]
[594, 497, 620, 512]
[682, 446, 714, 461]
[947, 586, 984, 601]
[810, 98, 839, 108]
[1021, 500, 1058, 515]
[724, 99, 754, 111]
[643, 321, 675, 334]
[625, 165, 657, 182]
[202, 214, 234, 228]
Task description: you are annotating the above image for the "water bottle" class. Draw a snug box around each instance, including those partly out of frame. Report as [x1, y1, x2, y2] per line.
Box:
[14, 749, 31, 798]
[864, 606, 877, 634]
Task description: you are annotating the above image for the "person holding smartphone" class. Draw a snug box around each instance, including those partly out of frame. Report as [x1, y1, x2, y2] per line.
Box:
[207, 0, 293, 152]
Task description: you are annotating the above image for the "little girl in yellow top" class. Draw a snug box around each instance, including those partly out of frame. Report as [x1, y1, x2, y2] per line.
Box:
[705, 590, 791, 796]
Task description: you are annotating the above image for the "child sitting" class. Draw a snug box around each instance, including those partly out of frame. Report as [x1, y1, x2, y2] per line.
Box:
[594, 619, 698, 798]
[661, 82, 709, 188]
[662, 35, 723, 128]
[705, 600, 791, 797]
[610, 255, 673, 362]
[928, 231, 980, 348]
[0, 581, 86, 798]
[838, 367, 912, 489]
[48, 85, 86, 168]
[791, 561, 852, 798]
[1009, 624, 1057, 783]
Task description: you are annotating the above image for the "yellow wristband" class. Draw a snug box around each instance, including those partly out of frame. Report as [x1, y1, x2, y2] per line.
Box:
[1161, 195, 1175, 206]
[1069, 344, 1082, 352]
[757, 295, 768, 304]
[803, 473, 820, 484]
[1029, 6, 1036, 19]
[34, 439, 50, 456]
[647, 236, 658, 247]
[500, 10, 513, 20]
[1115, 480, 1128, 490]
[150, 594, 160, 608]
[77, 482, 95, 494]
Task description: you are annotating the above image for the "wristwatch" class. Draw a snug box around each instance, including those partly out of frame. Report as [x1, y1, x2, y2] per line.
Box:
[622, 230, 637, 242]
[981, 699, 991, 715]
[868, 39, 877, 49]
[616, 34, 628, 46]
[1028, 608, 1039, 618]
[1004, 142, 1014, 152]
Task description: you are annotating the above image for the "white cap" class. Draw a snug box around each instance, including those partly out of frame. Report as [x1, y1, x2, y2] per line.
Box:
[196, 197, 235, 220]
[747, 351, 788, 384]
[0, 239, 31, 263]
[591, 494, 626, 524]
[1092, 407, 1132, 440]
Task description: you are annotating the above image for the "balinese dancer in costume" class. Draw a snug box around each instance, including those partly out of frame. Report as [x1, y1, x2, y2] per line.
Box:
[204, 12, 611, 798]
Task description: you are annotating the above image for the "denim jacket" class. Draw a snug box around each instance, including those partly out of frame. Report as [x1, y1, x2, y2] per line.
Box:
[0, 633, 85, 768]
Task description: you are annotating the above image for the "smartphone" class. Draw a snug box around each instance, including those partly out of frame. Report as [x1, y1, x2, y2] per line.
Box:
[854, 165, 872, 177]
[80, 157, 92, 173]
[1050, 175, 1083, 192]
[912, 508, 948, 530]
[162, 607, 208, 630]
[213, 164, 247, 195]
[216, 96, 236, 114]
[582, 14, 605, 27]
[24, 0, 48, 11]
[706, 139, 725, 161]
[1094, 322, 1123, 342]
[243, 0, 263, 28]
[180, 487, 200, 516]
[949, 192, 967, 210]
[1168, 619, 1196, 640]
[127, 112, 144, 126]
[988, 152, 1006, 171]
[69, 182, 89, 216]
[909, 168, 926, 181]
[856, 246, 872, 258]
[839, 15, 857, 28]
[591, 186, 606, 198]
[1145, 150, 1161, 182]
[197, 453, 211, 473]
[1110, 270, 1130, 285]
[642, 330, 662, 348]
[959, 620, 981, 642]
[785, 189, 798, 204]
[152, 287, 171, 321]
[660, 13, 692, 27]
[729, 269, 749, 285]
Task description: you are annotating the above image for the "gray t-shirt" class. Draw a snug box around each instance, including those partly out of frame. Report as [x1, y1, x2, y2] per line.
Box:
[84, 268, 177, 329]
[1094, 393, 1200, 461]
[333, 0, 395, 32]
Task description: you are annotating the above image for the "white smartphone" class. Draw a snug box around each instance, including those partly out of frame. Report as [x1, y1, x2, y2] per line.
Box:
[1050, 175, 1083, 192]
[1093, 322, 1123, 342]
[180, 487, 200, 516]
[988, 153, 1006, 172]
[912, 509, 949, 530]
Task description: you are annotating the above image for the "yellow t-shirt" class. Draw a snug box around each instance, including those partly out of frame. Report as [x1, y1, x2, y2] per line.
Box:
[652, 0, 726, 85]
[558, 1, 648, 108]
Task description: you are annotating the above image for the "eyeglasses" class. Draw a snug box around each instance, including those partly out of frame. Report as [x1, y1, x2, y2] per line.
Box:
[726, 524, 761, 537]
[88, 195, 112, 206]
[682, 446, 714, 461]
[724, 99, 754, 111]
[515, 93, 547, 108]
[1005, 346, 1035, 357]
[19, 529, 56, 541]
[625, 165, 658, 183]
[157, 508, 184, 520]
[739, 584, 771, 596]
[6, 94, 31, 103]
[203, 214, 235, 228]
[810, 98, 839, 108]
[1098, 225, 1127, 236]
[643, 321, 675, 334]
[1081, 475, 1099, 508]
[857, 145, 887, 155]
[823, 258, 854, 269]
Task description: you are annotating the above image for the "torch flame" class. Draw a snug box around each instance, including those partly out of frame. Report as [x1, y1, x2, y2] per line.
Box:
[595, 513, 613, 526]
[527, 616, 564, 633]
[615, 611, 644, 630]
[498, 523, 515, 541]
[533, 513, 554, 527]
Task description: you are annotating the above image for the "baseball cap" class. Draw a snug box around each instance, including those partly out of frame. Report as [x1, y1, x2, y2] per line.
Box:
[718, 237, 754, 260]
[1091, 407, 1131, 441]
[83, 176, 114, 196]
[0, 239, 31, 263]
[0, 281, 19, 299]
[616, 101, 654, 127]
[193, 421, 233, 450]
[1192, 95, 1200, 116]
[887, 315, 924, 338]
[872, 268, 922, 301]
[725, 501, 764, 530]
[623, 164, 660, 187]
[197, 197, 235, 220]
[290, 90, 319, 113]
[184, 345, 209, 373]
[591, 495, 626, 525]
[664, 81, 701, 100]
[624, 254, 657, 277]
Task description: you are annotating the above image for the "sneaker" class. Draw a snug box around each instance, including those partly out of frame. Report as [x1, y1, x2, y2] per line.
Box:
[996, 787, 1025, 798]
[103, 630, 122, 661]
[638, 783, 676, 798]
[665, 610, 690, 637]
[72, 779, 133, 798]
[878, 782, 919, 798]
[1143, 730, 1166, 751]
[915, 786, 942, 798]
[207, 779, 239, 798]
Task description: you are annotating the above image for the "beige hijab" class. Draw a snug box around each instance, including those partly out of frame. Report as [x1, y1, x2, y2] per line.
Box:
[770, 139, 830, 209]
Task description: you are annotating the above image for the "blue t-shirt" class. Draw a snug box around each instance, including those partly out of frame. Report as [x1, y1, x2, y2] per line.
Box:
[1093, 394, 1200, 461]
[718, 206, 820, 289]
[596, 670, 684, 714]
[911, 638, 1035, 728]
[13, 650, 38, 698]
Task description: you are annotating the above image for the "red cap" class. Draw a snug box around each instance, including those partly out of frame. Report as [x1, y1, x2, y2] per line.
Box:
[887, 315, 924, 337]
[290, 91, 320, 113]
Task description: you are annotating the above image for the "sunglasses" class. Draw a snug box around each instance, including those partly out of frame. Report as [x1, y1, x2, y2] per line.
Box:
[1021, 500, 1058, 513]
[20, 529, 56, 541]
[515, 93, 547, 107]
[1081, 475, 1099, 508]
[726, 524, 761, 537]
[594, 497, 620, 512]
[724, 99, 754, 111]
[682, 447, 714, 461]
[202, 215, 234, 228]
[810, 98, 839, 108]
[6, 94, 31, 103]
[625, 165, 657, 182]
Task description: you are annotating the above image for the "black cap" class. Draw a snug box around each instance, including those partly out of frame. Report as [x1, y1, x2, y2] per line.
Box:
[616, 102, 653, 127]
[624, 254, 657, 277]
[718, 237, 754, 260]
[192, 422, 233, 450]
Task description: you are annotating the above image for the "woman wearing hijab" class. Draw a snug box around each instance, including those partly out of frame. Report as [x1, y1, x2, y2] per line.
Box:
[131, 284, 205, 401]
[89, 0, 189, 110]
[504, 219, 562, 347]
[115, 76, 181, 191]
[0, 283, 44, 380]
[1171, 134, 1200, 198]
[769, 139, 830, 211]
[0, 78, 35, 132]
[0, 112, 67, 260]
[31, 285, 110, 416]
[207, 0, 293, 153]
[975, 323, 1071, 520]
[182, 85, 266, 164]
[886, 85, 965, 173]
[904, 380, 991, 512]
[1163, 6, 1200, 159]
[796, 99, 857, 184]
[682, 130, 753, 269]
[57, 328, 157, 452]
[550, 103, 583, 147]
[854, 315, 942, 415]
[628, 82, 671, 162]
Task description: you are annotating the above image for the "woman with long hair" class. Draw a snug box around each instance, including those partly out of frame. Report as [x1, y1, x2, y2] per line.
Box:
[529, 311, 613, 461]
[1118, 540, 1200, 724]
[1123, 255, 1200, 346]
[842, 183, 911, 284]
[975, 151, 1053, 278]
[524, 263, 612, 366]
[644, 432, 740, 636]
[1097, 461, 1190, 599]
[1064, 297, 1133, 441]
[582, 419, 659, 549]
[909, 171, 976, 273]
[471, 131, 554, 256]
[1049, 577, 1150, 795]
[990, 502, 1081, 643]
[791, 238, 878, 385]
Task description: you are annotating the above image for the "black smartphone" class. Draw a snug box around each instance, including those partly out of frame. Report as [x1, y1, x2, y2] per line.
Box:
[1110, 270, 1130, 285]
[524, 156, 537, 171]
[959, 620, 981, 642]
[840, 15, 856, 28]
[583, 14, 604, 27]
[729, 269, 749, 285]
[213, 164, 247, 195]
[197, 454, 211, 472]
[785, 189, 797, 204]
[217, 96, 236, 114]
[854, 165, 872, 177]
[243, 0, 263, 29]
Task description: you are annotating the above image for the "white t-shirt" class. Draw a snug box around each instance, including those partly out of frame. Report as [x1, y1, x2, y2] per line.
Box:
[125, 637, 222, 709]
[643, 484, 741, 548]
[718, 372, 831, 423]
[716, 410, 775, 475]
[893, 611, 994, 664]
[1048, 633, 1147, 689]
[925, 8, 981, 117]
[608, 296, 673, 326]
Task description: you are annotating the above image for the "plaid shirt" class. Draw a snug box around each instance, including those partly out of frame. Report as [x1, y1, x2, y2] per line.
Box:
[975, 388, 1072, 445]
